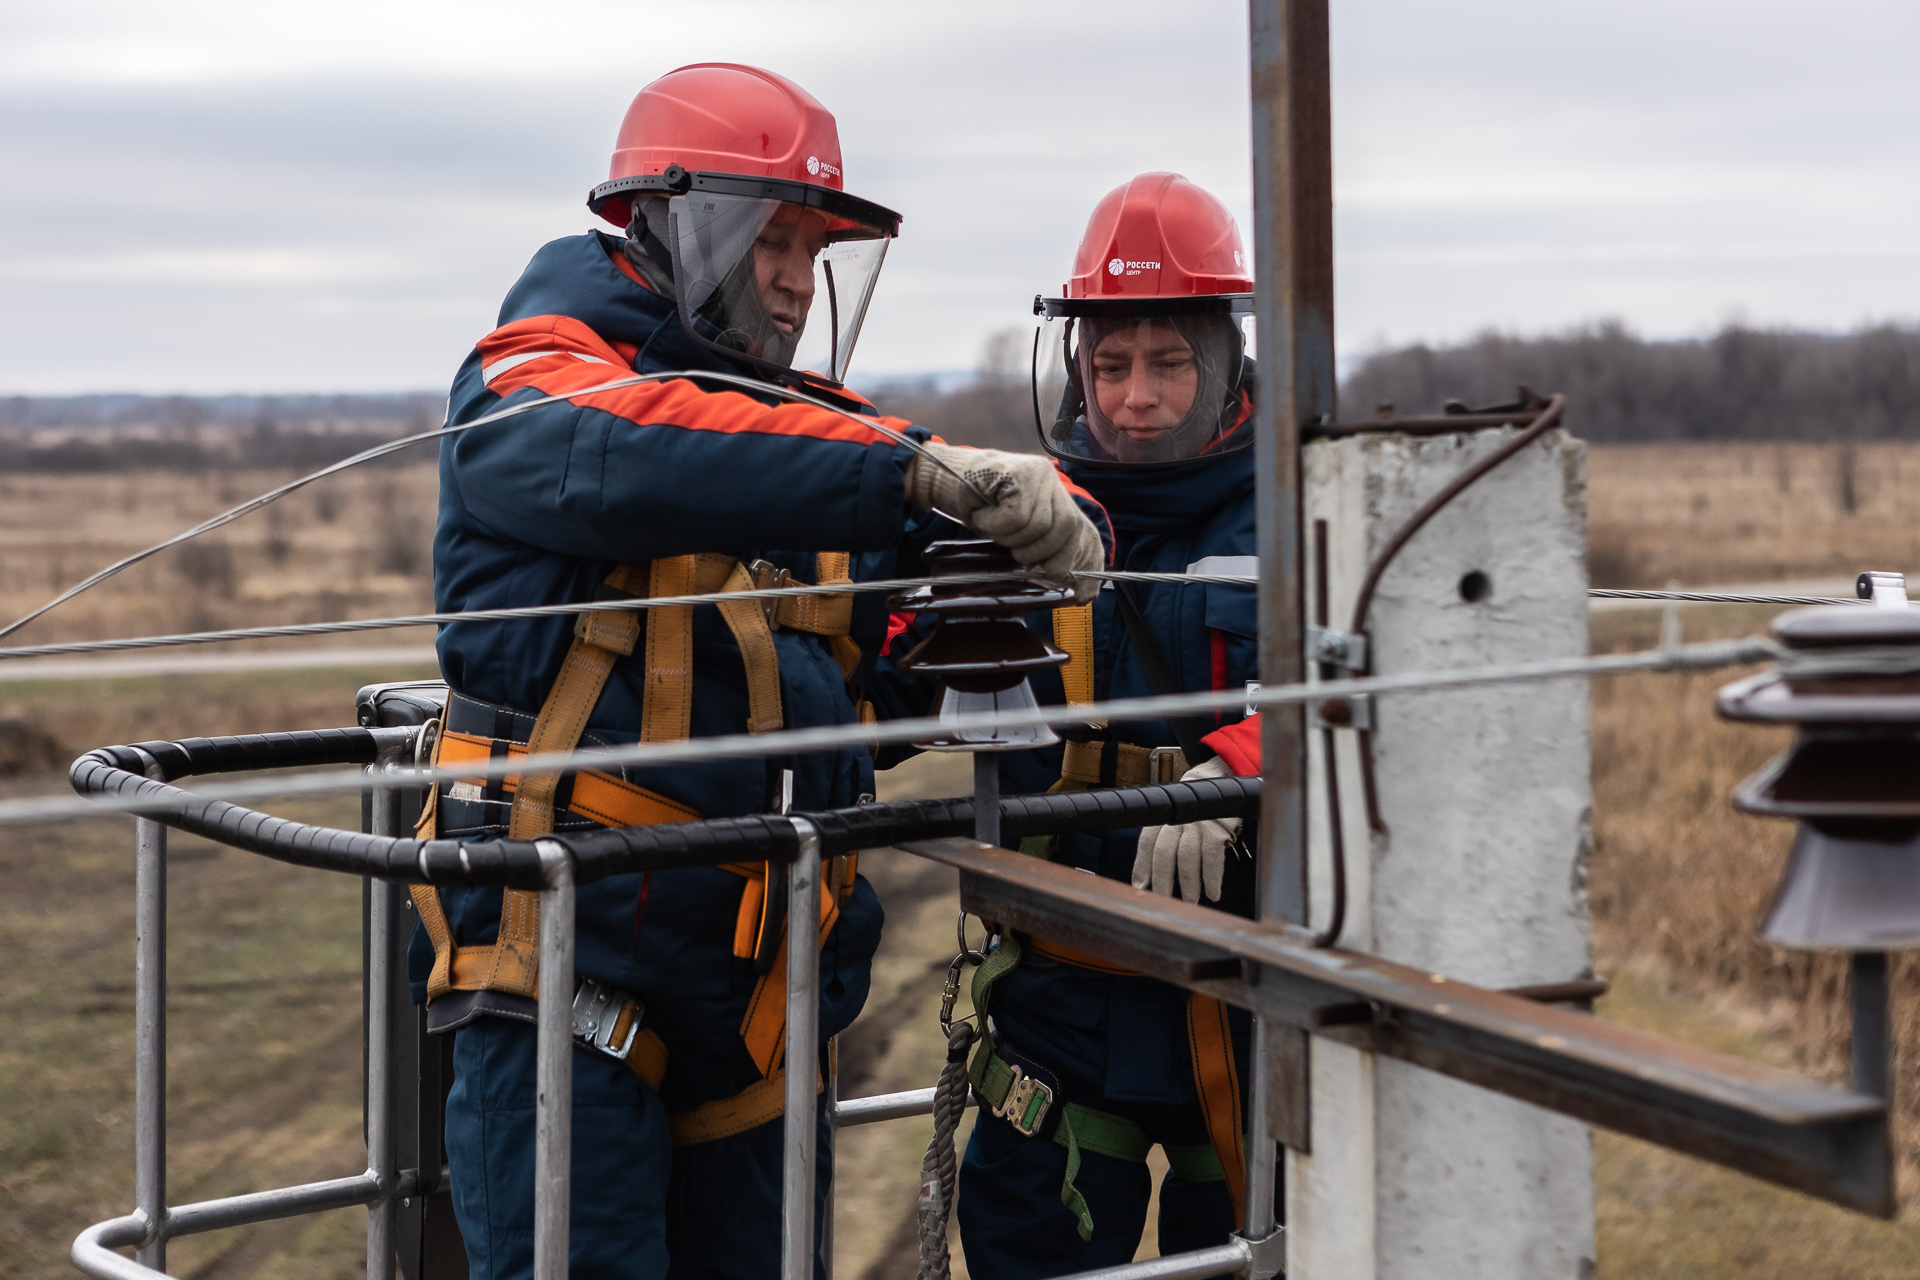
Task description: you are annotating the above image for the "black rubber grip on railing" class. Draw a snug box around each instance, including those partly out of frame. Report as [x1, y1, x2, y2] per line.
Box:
[68, 751, 518, 882]
[1001, 775, 1261, 836]
[83, 728, 385, 782]
[66, 731, 1261, 888]
[563, 814, 802, 884]
[807, 796, 977, 854]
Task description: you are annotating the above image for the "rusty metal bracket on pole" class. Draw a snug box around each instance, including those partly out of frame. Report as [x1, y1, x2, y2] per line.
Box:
[903, 836, 1895, 1218]
[1248, 0, 1331, 1173]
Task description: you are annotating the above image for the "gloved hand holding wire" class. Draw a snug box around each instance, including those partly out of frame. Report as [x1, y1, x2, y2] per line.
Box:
[1133, 755, 1242, 903]
[907, 444, 1103, 603]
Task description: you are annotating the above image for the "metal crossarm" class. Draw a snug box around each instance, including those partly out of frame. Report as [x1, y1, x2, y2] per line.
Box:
[901, 836, 1895, 1218]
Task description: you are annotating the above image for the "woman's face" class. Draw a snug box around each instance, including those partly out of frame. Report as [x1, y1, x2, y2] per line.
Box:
[1089, 323, 1200, 449]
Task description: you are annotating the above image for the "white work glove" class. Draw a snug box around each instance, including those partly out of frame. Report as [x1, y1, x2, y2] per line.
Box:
[1133, 755, 1242, 903]
[908, 443, 1103, 603]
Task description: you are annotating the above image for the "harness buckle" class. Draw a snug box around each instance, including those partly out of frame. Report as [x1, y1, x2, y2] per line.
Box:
[748, 559, 791, 630]
[1147, 746, 1188, 784]
[571, 977, 643, 1061]
[994, 1064, 1053, 1136]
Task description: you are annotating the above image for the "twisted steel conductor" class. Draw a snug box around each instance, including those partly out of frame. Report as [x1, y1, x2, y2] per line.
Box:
[0, 633, 1775, 829]
[0, 369, 990, 644]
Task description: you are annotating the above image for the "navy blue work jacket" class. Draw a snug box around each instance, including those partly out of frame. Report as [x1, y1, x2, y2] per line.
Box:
[411, 231, 949, 1107]
[989, 442, 1259, 1104]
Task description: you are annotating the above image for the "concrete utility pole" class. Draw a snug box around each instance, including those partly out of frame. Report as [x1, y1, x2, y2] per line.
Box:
[1296, 427, 1597, 1278]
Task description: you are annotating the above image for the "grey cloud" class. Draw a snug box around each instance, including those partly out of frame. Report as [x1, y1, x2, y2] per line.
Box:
[2, 1, 1916, 393]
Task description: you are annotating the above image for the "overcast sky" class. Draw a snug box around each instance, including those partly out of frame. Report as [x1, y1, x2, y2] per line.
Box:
[2, 0, 1915, 396]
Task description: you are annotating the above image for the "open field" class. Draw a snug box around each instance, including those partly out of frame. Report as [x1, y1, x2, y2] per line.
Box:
[0, 464, 438, 650]
[1588, 440, 1920, 587]
[4, 438, 1920, 1276]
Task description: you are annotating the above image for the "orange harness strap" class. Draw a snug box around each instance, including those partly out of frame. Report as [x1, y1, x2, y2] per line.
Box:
[1187, 992, 1248, 1224]
[1024, 940, 1250, 1217]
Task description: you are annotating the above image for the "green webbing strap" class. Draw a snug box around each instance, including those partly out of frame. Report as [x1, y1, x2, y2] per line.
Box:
[1056, 1109, 1093, 1240]
[1165, 1141, 1226, 1183]
[1017, 834, 1058, 859]
[968, 932, 1216, 1237]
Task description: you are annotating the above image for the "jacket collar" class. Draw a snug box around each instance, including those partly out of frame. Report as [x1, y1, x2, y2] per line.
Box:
[1064, 443, 1256, 533]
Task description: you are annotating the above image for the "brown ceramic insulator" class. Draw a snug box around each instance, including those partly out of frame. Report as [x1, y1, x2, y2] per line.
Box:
[888, 539, 1072, 693]
[887, 539, 1078, 615]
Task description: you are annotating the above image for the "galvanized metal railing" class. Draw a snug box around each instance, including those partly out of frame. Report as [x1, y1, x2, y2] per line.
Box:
[65, 688, 1275, 1280]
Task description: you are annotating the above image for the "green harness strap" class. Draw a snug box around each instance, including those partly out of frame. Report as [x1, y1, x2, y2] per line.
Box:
[966, 931, 1226, 1240]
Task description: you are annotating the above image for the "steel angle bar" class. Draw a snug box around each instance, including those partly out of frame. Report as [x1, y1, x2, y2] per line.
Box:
[903, 836, 1895, 1217]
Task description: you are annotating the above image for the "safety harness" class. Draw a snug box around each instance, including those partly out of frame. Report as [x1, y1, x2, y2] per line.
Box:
[963, 598, 1247, 1239]
[410, 551, 860, 1144]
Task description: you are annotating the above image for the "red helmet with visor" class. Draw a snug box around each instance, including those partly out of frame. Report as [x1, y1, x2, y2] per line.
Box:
[588, 64, 901, 389]
[1033, 173, 1254, 468]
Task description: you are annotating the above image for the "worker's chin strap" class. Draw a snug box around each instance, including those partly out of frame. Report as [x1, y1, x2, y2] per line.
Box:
[411, 551, 858, 1141]
[623, 197, 676, 293]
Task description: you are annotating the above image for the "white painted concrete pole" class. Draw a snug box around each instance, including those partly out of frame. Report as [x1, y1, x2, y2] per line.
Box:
[1291, 424, 1596, 1280]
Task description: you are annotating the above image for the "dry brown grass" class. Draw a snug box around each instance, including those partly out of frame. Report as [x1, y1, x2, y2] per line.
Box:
[1590, 605, 1920, 1208]
[0, 464, 437, 648]
[1589, 441, 1920, 586]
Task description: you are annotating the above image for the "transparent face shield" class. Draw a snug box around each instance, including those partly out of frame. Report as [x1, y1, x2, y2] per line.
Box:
[1032, 308, 1256, 467]
[667, 190, 891, 386]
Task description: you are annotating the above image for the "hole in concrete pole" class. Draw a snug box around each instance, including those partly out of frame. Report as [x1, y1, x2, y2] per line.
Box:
[1459, 570, 1491, 603]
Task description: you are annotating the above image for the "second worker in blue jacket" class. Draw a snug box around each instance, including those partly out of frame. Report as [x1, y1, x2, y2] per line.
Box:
[952, 173, 1275, 1277]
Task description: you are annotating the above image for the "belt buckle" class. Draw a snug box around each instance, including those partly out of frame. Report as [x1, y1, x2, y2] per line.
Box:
[1148, 746, 1188, 784]
[571, 977, 642, 1061]
[993, 1064, 1053, 1136]
[748, 559, 791, 630]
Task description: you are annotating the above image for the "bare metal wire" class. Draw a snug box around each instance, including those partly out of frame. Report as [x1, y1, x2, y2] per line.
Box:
[1, 574, 1858, 666]
[19, 633, 1774, 829]
[0, 570, 1258, 663]
[1589, 589, 1862, 607]
[0, 368, 989, 646]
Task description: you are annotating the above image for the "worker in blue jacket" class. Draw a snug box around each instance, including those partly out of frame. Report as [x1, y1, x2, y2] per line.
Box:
[951, 173, 1274, 1277]
[410, 64, 1106, 1280]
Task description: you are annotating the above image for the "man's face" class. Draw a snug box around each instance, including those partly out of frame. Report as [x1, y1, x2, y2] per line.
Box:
[1089, 323, 1200, 444]
[753, 204, 831, 339]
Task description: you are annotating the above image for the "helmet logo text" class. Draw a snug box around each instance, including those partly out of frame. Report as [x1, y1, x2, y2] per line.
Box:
[806, 155, 841, 179]
[1108, 257, 1162, 278]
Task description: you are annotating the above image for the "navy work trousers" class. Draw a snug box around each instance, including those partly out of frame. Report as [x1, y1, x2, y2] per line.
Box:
[958, 1094, 1280, 1279]
[445, 1017, 831, 1280]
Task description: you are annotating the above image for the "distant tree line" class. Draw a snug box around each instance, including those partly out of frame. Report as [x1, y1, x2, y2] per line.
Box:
[0, 393, 443, 473]
[1341, 322, 1920, 443]
[5, 322, 1916, 472]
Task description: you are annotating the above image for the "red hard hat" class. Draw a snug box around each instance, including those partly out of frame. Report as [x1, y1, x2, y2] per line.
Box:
[1055, 172, 1251, 305]
[589, 63, 849, 228]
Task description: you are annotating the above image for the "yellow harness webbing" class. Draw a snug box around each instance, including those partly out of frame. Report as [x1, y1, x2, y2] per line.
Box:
[1054, 603, 1096, 707]
[409, 551, 853, 1141]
